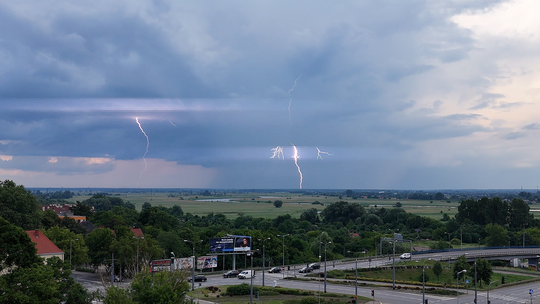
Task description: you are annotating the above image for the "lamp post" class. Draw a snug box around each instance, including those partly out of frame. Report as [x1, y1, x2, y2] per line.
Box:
[417, 258, 431, 304]
[70, 238, 78, 269]
[133, 236, 144, 275]
[487, 280, 496, 304]
[347, 251, 359, 304]
[389, 240, 396, 289]
[258, 237, 270, 286]
[247, 250, 256, 304]
[277, 234, 289, 278]
[321, 241, 331, 293]
[184, 240, 199, 291]
[457, 269, 467, 304]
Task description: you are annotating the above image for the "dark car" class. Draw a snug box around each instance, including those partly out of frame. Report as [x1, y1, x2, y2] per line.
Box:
[308, 263, 321, 269]
[187, 275, 207, 282]
[268, 267, 281, 273]
[223, 270, 240, 278]
[299, 266, 313, 273]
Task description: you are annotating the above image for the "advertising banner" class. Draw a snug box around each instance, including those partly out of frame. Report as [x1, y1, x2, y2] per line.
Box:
[150, 257, 194, 272]
[197, 256, 218, 269]
[209, 236, 251, 253]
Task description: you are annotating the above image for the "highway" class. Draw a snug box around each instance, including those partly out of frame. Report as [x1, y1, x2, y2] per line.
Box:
[72, 248, 540, 303]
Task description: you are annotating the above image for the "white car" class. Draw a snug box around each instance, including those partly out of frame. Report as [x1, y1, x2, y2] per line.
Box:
[399, 253, 411, 259]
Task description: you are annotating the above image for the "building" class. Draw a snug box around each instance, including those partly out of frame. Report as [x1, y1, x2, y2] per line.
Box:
[26, 230, 65, 262]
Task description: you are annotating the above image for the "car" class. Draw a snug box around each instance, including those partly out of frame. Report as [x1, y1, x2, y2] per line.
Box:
[400, 253, 411, 259]
[223, 270, 240, 278]
[238, 270, 255, 279]
[187, 275, 207, 282]
[299, 266, 313, 273]
[308, 263, 321, 269]
[113, 275, 124, 282]
[268, 267, 281, 273]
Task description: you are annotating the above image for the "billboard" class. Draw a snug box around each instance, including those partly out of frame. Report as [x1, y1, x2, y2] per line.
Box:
[209, 236, 251, 253]
[150, 257, 194, 272]
[197, 256, 218, 270]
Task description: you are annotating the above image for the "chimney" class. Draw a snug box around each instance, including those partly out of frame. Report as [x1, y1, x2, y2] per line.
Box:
[34, 229, 39, 238]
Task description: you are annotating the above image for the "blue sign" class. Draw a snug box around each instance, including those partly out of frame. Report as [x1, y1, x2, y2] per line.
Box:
[465, 280, 469, 284]
[530, 289, 533, 294]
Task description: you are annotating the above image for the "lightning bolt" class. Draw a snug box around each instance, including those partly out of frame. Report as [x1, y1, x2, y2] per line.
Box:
[135, 117, 149, 187]
[271, 146, 284, 160]
[292, 144, 303, 189]
[316, 147, 333, 160]
[288, 74, 302, 123]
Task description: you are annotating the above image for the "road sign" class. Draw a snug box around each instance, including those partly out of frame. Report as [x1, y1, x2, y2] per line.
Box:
[530, 289, 533, 294]
[466, 280, 469, 284]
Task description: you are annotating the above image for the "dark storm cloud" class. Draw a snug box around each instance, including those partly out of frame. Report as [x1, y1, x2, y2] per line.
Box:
[2, 0, 527, 189]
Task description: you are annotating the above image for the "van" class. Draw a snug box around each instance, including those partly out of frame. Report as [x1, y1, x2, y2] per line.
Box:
[399, 253, 411, 259]
[238, 270, 256, 279]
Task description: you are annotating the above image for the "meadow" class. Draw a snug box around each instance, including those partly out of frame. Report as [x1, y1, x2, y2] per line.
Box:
[68, 191, 459, 220]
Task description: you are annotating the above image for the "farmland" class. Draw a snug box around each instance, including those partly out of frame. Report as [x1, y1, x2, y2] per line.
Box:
[67, 191, 459, 220]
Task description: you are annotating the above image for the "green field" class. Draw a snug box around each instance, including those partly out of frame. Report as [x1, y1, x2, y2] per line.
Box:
[68, 192, 459, 220]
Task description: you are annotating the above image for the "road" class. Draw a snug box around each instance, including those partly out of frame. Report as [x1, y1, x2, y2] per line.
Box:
[72, 247, 540, 303]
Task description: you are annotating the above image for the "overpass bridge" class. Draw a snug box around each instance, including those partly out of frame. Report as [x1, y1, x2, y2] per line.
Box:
[411, 247, 540, 269]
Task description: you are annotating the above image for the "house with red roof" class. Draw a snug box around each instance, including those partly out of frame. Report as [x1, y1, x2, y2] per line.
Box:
[26, 230, 65, 263]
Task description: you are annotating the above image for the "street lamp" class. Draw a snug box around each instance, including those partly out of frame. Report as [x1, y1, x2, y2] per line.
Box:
[487, 280, 497, 304]
[133, 236, 144, 274]
[321, 241, 331, 293]
[247, 250, 257, 304]
[184, 239, 201, 291]
[416, 258, 431, 304]
[389, 240, 397, 289]
[457, 269, 467, 304]
[70, 238, 78, 269]
[277, 234, 289, 278]
[258, 237, 271, 286]
[347, 251, 359, 304]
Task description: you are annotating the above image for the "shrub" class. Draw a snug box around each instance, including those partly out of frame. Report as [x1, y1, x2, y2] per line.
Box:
[225, 283, 256, 296]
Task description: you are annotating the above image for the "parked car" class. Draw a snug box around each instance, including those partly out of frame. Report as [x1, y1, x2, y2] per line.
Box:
[400, 253, 411, 259]
[187, 275, 207, 282]
[308, 263, 321, 269]
[223, 270, 240, 278]
[238, 270, 255, 279]
[268, 267, 281, 273]
[113, 275, 123, 282]
[299, 266, 313, 273]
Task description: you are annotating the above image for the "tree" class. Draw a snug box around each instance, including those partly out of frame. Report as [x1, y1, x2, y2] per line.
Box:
[452, 255, 470, 279]
[43, 226, 89, 267]
[321, 201, 365, 223]
[485, 223, 509, 247]
[300, 208, 319, 224]
[104, 269, 190, 304]
[273, 200, 283, 208]
[432, 261, 443, 283]
[476, 258, 493, 287]
[86, 228, 115, 267]
[0, 180, 41, 230]
[0, 218, 92, 304]
[508, 198, 532, 228]
[0, 217, 42, 272]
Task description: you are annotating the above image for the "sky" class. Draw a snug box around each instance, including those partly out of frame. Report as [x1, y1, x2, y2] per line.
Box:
[1, 0, 540, 190]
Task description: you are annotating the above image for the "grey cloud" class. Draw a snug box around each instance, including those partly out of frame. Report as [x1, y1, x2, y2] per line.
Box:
[502, 132, 525, 140]
[523, 123, 540, 130]
[444, 113, 485, 120]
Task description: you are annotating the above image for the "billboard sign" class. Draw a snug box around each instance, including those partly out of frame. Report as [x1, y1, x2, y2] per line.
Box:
[209, 236, 251, 253]
[150, 257, 194, 272]
[197, 256, 218, 269]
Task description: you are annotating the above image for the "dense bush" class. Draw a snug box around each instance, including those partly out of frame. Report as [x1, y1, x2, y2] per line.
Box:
[225, 283, 256, 296]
